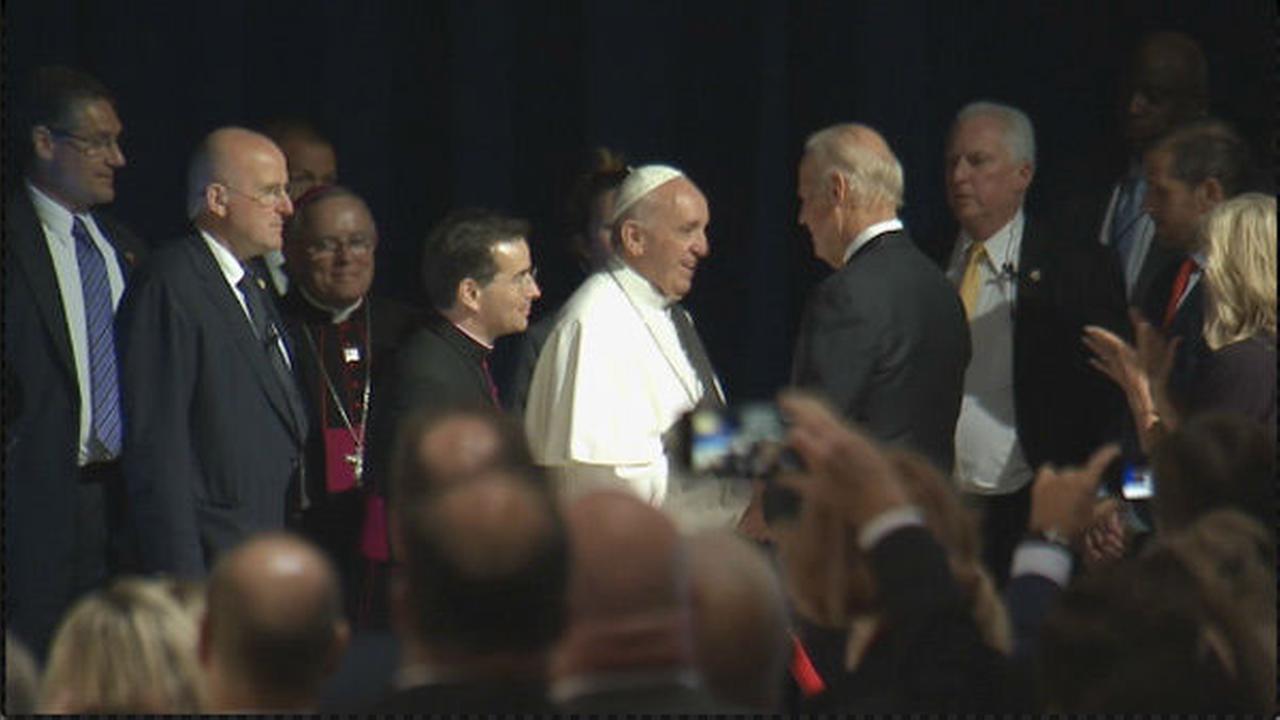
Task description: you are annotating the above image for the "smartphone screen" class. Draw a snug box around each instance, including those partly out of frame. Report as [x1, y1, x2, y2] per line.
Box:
[683, 401, 787, 478]
[1121, 464, 1155, 500]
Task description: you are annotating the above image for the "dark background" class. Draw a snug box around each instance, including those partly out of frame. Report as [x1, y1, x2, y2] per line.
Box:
[4, 0, 1274, 402]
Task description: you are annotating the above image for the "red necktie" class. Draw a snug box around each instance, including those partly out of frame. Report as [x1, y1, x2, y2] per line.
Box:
[789, 634, 827, 697]
[1162, 257, 1198, 329]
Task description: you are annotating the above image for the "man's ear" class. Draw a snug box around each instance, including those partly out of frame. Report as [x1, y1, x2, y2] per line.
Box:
[205, 184, 229, 219]
[618, 218, 646, 258]
[457, 277, 482, 313]
[1017, 161, 1035, 192]
[31, 126, 57, 163]
[1197, 177, 1225, 210]
[828, 171, 847, 206]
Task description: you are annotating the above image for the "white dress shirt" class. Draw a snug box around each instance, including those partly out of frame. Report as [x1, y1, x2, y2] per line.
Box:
[27, 182, 126, 464]
[200, 231, 291, 368]
[946, 210, 1033, 495]
[842, 217, 905, 265]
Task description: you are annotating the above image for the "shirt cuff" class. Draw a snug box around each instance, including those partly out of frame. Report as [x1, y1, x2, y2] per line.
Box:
[857, 506, 925, 550]
[1010, 541, 1073, 586]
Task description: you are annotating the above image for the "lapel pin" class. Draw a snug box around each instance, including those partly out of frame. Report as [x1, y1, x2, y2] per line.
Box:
[1028, 268, 1042, 283]
[257, 277, 267, 291]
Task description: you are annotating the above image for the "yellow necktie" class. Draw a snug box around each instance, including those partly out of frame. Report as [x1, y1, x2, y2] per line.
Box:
[959, 242, 987, 319]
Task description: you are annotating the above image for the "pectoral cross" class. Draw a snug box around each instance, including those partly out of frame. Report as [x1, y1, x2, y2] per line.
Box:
[345, 450, 364, 485]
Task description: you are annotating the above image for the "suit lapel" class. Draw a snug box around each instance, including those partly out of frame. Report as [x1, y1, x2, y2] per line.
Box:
[6, 192, 78, 385]
[186, 236, 305, 443]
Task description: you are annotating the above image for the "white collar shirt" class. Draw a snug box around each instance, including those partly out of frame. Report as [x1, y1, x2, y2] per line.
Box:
[842, 217, 905, 265]
[946, 209, 1032, 495]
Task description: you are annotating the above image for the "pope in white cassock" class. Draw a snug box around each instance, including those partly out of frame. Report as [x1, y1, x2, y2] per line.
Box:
[524, 165, 728, 509]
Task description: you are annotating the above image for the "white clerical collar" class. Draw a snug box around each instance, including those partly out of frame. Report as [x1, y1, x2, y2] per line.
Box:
[607, 256, 670, 311]
[298, 284, 364, 323]
[27, 180, 92, 246]
[199, 229, 247, 289]
[451, 321, 494, 351]
[959, 209, 1024, 267]
[842, 217, 904, 264]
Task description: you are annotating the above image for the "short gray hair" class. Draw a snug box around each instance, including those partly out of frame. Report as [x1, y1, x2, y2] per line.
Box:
[804, 124, 904, 210]
[954, 101, 1036, 168]
[186, 136, 216, 220]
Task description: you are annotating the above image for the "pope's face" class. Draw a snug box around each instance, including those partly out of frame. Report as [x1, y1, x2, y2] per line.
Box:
[625, 178, 710, 300]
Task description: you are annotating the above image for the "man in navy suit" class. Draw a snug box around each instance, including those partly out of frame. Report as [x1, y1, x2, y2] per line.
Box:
[3, 66, 145, 659]
[117, 127, 308, 577]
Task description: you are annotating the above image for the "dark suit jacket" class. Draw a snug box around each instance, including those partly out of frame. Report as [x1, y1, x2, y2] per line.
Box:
[1138, 256, 1210, 410]
[796, 526, 1020, 713]
[3, 189, 145, 657]
[556, 681, 740, 714]
[373, 314, 499, 500]
[116, 233, 308, 577]
[1011, 217, 1129, 469]
[792, 229, 970, 474]
[368, 678, 551, 714]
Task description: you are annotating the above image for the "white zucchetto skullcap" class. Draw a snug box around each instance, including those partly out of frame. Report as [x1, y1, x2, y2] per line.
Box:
[609, 164, 686, 224]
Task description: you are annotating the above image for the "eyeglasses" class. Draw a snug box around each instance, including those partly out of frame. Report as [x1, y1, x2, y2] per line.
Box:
[47, 127, 122, 158]
[220, 182, 291, 208]
[305, 235, 376, 258]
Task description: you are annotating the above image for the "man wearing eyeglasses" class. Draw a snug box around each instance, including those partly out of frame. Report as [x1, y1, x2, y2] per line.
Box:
[278, 185, 420, 627]
[3, 66, 146, 660]
[116, 126, 310, 578]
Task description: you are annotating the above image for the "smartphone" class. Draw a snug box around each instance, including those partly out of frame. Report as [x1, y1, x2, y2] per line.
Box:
[679, 401, 789, 479]
[1120, 464, 1155, 500]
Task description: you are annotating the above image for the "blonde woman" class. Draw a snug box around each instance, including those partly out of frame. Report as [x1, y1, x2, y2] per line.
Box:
[1084, 192, 1276, 454]
[39, 577, 204, 714]
[775, 393, 1012, 712]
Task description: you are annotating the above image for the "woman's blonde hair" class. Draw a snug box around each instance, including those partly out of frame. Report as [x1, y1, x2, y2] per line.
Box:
[1201, 192, 1276, 350]
[778, 450, 1012, 655]
[39, 577, 205, 713]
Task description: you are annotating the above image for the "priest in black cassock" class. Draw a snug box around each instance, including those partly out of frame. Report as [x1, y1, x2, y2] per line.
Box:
[279, 185, 421, 627]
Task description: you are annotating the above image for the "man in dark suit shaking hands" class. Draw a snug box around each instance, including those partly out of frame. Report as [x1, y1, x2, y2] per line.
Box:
[791, 124, 971, 476]
[117, 127, 308, 577]
[4, 66, 145, 659]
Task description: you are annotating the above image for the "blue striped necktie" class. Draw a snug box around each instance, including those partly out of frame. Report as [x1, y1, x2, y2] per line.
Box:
[71, 217, 122, 457]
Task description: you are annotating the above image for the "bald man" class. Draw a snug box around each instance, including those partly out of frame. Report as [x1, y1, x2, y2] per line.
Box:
[791, 124, 969, 477]
[201, 532, 349, 712]
[526, 165, 724, 506]
[372, 470, 565, 713]
[118, 127, 308, 576]
[686, 530, 789, 710]
[551, 490, 736, 713]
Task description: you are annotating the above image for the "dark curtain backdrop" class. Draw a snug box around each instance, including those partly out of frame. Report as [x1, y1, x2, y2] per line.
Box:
[4, 0, 1274, 402]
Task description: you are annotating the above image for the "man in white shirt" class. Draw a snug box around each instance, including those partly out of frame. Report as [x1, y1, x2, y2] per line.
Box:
[525, 165, 724, 506]
[944, 102, 1126, 585]
[4, 65, 145, 660]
